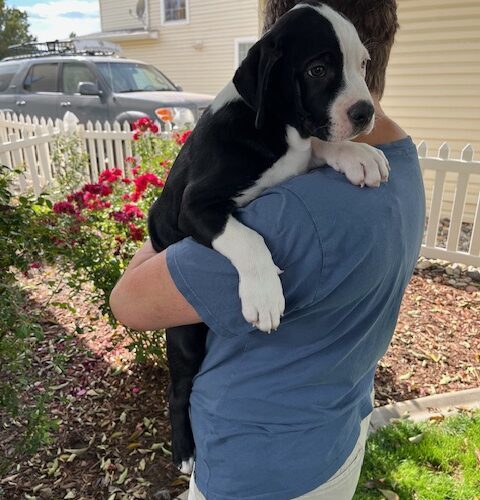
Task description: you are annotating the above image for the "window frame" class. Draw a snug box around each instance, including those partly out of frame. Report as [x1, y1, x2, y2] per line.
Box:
[234, 37, 257, 69]
[160, 0, 190, 25]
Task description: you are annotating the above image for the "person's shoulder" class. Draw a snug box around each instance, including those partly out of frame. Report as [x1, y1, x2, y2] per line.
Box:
[236, 184, 322, 272]
[282, 136, 420, 204]
[237, 182, 318, 231]
[375, 136, 418, 159]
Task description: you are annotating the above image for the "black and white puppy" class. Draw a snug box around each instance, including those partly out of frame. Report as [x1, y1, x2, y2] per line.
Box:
[148, 0, 389, 473]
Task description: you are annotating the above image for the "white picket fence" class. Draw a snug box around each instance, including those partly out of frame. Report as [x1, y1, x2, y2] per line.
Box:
[1, 112, 479, 267]
[419, 141, 480, 267]
[0, 111, 134, 195]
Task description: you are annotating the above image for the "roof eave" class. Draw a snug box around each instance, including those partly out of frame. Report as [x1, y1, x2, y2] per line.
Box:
[78, 30, 159, 42]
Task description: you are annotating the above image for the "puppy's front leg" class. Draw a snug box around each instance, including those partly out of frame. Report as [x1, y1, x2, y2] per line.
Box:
[311, 138, 390, 187]
[213, 215, 285, 333]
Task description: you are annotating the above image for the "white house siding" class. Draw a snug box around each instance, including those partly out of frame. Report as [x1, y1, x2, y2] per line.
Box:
[100, 0, 144, 31]
[384, 0, 480, 222]
[109, 0, 260, 95]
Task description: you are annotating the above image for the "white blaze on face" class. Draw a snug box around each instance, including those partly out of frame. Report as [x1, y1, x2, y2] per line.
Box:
[295, 3, 374, 141]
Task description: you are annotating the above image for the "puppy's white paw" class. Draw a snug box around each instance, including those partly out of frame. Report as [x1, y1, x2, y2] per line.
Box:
[239, 264, 285, 333]
[336, 143, 389, 188]
[180, 457, 194, 475]
[314, 141, 390, 188]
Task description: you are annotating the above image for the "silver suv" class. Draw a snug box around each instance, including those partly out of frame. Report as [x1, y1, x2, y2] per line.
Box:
[0, 42, 213, 127]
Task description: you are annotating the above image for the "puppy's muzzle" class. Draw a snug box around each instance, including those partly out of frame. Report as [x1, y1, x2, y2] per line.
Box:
[347, 100, 375, 133]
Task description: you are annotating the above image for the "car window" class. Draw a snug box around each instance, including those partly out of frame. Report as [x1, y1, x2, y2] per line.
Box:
[62, 63, 96, 94]
[95, 62, 176, 93]
[0, 64, 20, 92]
[24, 63, 59, 92]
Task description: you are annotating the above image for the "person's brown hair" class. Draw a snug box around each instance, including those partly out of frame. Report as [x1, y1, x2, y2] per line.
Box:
[262, 0, 399, 98]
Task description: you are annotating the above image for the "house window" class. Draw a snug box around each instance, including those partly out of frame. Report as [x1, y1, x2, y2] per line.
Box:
[235, 38, 257, 68]
[162, 0, 189, 24]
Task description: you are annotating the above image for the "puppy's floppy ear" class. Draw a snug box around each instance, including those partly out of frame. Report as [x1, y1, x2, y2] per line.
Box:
[233, 39, 282, 129]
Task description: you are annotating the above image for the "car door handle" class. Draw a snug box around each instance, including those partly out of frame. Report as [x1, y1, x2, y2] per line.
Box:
[60, 101, 71, 107]
[16, 100, 26, 106]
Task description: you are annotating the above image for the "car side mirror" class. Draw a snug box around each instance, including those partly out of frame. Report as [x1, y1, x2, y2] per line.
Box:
[175, 84, 183, 92]
[78, 82, 102, 96]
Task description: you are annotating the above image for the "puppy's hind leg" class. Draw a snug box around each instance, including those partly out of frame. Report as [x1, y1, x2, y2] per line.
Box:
[166, 324, 208, 474]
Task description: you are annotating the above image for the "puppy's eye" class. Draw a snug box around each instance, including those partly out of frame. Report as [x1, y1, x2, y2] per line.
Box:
[361, 59, 368, 70]
[307, 65, 327, 78]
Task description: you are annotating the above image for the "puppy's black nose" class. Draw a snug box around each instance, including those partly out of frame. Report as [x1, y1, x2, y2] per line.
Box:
[348, 101, 375, 129]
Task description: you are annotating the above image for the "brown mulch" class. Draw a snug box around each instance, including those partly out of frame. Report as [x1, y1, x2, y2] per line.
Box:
[375, 274, 480, 405]
[0, 268, 479, 499]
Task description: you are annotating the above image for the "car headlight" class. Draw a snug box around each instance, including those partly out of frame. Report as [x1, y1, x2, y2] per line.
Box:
[155, 107, 195, 127]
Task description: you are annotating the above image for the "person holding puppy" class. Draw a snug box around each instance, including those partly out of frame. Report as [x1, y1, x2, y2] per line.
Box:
[110, 0, 425, 498]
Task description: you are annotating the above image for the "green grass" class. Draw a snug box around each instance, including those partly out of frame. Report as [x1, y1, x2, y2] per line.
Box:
[354, 410, 480, 499]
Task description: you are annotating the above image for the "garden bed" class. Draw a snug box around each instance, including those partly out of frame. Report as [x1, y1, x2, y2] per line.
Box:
[0, 267, 479, 499]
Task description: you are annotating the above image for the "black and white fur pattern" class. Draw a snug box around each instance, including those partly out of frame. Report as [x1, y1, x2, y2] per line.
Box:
[148, 1, 389, 473]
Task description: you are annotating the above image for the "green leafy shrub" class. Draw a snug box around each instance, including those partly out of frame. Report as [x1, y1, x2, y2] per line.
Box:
[0, 167, 60, 467]
[50, 129, 90, 194]
[46, 119, 189, 364]
[0, 121, 189, 467]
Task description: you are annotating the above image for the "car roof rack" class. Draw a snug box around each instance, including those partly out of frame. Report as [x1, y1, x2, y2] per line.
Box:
[2, 39, 123, 61]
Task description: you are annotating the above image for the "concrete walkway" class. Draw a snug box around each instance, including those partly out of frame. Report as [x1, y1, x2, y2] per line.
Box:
[369, 387, 480, 432]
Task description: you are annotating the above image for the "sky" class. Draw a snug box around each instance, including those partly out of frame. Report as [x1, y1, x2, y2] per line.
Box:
[6, 0, 101, 41]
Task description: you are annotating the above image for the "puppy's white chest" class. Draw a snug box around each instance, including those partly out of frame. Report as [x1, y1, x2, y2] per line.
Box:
[234, 126, 311, 207]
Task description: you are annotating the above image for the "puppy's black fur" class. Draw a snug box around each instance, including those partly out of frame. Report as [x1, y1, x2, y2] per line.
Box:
[148, 2, 347, 468]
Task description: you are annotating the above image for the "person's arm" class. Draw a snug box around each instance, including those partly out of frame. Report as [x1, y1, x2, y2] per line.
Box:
[109, 239, 201, 331]
[111, 188, 321, 338]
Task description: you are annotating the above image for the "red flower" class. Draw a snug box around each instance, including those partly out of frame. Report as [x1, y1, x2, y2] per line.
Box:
[125, 156, 135, 164]
[29, 262, 42, 270]
[133, 117, 153, 132]
[67, 191, 86, 209]
[150, 123, 159, 134]
[181, 130, 192, 144]
[83, 183, 103, 195]
[111, 211, 131, 223]
[53, 201, 77, 215]
[100, 184, 113, 196]
[83, 192, 96, 204]
[99, 168, 122, 183]
[130, 191, 141, 203]
[174, 130, 192, 145]
[128, 223, 144, 241]
[134, 173, 164, 193]
[133, 130, 141, 141]
[123, 204, 144, 219]
[132, 166, 141, 177]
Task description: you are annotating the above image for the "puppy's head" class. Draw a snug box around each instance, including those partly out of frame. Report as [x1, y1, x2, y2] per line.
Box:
[233, 1, 374, 142]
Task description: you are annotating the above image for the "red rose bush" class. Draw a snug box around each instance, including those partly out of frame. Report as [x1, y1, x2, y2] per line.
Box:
[49, 120, 188, 335]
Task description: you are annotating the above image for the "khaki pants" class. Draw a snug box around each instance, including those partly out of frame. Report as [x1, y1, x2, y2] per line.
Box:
[188, 412, 371, 500]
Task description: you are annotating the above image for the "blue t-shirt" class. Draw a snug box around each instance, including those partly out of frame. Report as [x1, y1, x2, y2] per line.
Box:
[166, 137, 425, 499]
